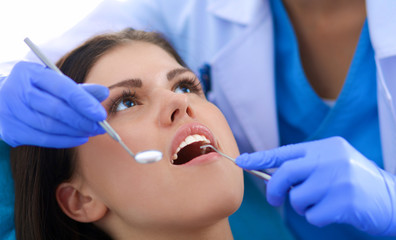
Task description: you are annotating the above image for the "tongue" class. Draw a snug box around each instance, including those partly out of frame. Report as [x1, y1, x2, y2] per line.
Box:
[173, 142, 205, 165]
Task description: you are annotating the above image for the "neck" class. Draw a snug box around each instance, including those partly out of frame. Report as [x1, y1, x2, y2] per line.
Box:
[280, 0, 366, 99]
[281, 0, 366, 39]
[282, 0, 365, 17]
[112, 218, 234, 240]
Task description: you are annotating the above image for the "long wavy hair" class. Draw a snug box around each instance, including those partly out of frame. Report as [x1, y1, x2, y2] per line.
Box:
[10, 28, 186, 240]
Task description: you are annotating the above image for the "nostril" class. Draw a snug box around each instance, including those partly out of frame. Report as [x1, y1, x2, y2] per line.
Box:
[171, 109, 179, 122]
[186, 106, 194, 118]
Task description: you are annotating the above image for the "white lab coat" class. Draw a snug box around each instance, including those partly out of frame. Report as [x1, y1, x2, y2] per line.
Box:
[16, 0, 396, 174]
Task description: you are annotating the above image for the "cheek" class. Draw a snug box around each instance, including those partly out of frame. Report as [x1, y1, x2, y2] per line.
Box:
[199, 103, 240, 158]
[76, 135, 168, 223]
[76, 107, 171, 203]
[76, 133, 179, 218]
[106, 110, 165, 153]
[76, 135, 141, 194]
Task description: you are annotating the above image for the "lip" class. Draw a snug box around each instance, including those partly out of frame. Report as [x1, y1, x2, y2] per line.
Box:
[170, 122, 218, 165]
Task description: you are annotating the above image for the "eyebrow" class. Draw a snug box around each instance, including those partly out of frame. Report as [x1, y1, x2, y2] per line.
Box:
[108, 78, 142, 89]
[107, 68, 194, 90]
[167, 68, 194, 81]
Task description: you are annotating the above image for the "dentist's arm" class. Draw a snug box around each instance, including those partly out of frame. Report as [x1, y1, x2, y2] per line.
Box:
[0, 62, 108, 148]
[236, 136, 396, 236]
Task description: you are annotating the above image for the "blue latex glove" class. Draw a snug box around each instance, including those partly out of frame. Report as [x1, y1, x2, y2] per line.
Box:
[0, 61, 109, 148]
[236, 137, 396, 236]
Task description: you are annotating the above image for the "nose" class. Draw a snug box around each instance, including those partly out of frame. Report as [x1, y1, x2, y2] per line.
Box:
[158, 91, 195, 126]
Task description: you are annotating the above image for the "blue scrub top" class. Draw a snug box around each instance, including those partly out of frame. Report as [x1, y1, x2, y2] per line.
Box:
[271, 0, 393, 239]
[0, 141, 15, 240]
[229, 173, 295, 239]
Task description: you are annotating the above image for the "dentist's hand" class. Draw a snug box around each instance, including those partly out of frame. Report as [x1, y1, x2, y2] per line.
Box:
[236, 137, 396, 236]
[0, 61, 109, 148]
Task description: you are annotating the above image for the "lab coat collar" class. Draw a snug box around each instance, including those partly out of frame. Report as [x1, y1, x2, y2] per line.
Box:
[207, 0, 267, 25]
[367, 0, 396, 173]
[366, 0, 396, 58]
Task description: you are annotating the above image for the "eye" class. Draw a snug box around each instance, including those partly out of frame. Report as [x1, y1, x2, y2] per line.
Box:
[116, 96, 136, 111]
[109, 90, 138, 113]
[173, 78, 203, 95]
[174, 85, 191, 94]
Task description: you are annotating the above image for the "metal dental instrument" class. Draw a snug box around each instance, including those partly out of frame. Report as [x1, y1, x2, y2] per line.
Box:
[24, 37, 163, 164]
[201, 144, 271, 181]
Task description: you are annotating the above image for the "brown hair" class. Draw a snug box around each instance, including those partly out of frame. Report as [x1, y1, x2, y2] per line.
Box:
[10, 28, 186, 240]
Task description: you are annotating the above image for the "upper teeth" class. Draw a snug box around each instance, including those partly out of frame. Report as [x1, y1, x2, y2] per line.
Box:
[173, 134, 210, 160]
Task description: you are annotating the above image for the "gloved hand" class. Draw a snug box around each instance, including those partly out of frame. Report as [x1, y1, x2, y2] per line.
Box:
[0, 61, 109, 148]
[236, 137, 396, 236]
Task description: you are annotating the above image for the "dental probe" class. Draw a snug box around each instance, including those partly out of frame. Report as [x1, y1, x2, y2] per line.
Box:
[200, 145, 271, 181]
[24, 37, 163, 164]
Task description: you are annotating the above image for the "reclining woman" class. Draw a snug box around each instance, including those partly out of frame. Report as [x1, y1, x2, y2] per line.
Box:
[10, 28, 244, 240]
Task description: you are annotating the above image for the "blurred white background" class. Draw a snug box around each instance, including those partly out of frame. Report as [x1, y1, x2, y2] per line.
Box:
[0, 0, 103, 63]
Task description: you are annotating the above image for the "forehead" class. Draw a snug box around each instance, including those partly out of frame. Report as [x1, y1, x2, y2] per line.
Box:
[85, 41, 182, 87]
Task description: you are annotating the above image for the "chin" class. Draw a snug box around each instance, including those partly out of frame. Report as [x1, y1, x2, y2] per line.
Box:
[189, 187, 243, 230]
[186, 168, 244, 228]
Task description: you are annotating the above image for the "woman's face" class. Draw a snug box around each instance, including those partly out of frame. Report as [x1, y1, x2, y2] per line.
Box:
[74, 41, 243, 233]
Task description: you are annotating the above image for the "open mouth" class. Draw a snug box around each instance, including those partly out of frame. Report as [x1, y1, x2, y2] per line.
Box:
[172, 134, 215, 165]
